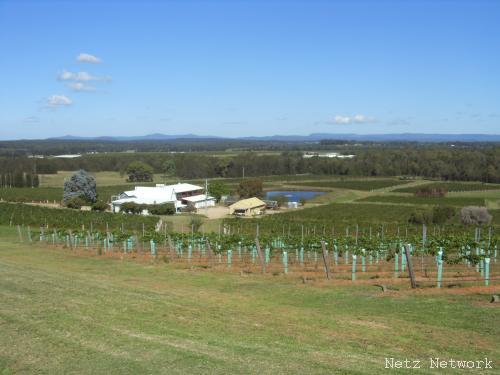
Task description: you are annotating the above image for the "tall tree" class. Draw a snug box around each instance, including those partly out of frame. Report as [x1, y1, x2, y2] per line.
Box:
[126, 161, 154, 182]
[237, 178, 263, 198]
[63, 170, 97, 203]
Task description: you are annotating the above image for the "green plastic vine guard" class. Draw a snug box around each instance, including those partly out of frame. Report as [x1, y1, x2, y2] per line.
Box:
[437, 249, 443, 288]
[484, 257, 490, 286]
[282, 251, 288, 274]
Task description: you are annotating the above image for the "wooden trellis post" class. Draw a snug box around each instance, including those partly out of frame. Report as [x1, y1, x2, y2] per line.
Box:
[320, 240, 331, 280]
[255, 238, 266, 274]
[404, 244, 417, 289]
[206, 240, 214, 268]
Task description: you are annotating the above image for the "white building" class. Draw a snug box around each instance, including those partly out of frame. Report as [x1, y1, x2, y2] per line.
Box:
[303, 152, 355, 159]
[111, 183, 215, 214]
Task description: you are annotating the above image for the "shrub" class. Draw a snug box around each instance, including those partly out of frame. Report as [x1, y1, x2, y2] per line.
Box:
[65, 196, 86, 210]
[183, 205, 197, 213]
[188, 216, 203, 232]
[91, 200, 109, 212]
[274, 195, 288, 207]
[408, 206, 456, 225]
[408, 209, 433, 225]
[460, 206, 492, 225]
[120, 202, 143, 214]
[148, 203, 175, 215]
[431, 206, 456, 224]
[120, 202, 175, 215]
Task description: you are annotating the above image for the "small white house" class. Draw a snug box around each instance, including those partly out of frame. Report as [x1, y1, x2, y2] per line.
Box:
[111, 183, 215, 214]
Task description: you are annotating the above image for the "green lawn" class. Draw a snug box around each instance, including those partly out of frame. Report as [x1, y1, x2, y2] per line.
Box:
[1, 226, 499, 374]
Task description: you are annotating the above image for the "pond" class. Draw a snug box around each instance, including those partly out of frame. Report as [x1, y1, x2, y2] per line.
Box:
[265, 190, 325, 202]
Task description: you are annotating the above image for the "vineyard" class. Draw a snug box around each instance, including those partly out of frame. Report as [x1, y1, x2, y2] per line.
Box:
[393, 181, 500, 193]
[356, 195, 486, 207]
[0, 202, 158, 231]
[14, 219, 499, 289]
[287, 179, 411, 191]
[0, 185, 143, 203]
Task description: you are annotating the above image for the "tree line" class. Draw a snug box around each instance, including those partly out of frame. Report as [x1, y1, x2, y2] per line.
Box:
[1, 145, 499, 183]
[0, 172, 40, 188]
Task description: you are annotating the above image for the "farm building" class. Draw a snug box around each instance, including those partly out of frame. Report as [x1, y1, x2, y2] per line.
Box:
[229, 197, 266, 217]
[111, 183, 215, 213]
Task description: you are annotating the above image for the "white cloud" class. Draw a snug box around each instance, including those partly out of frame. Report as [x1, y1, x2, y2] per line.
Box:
[47, 95, 72, 107]
[66, 82, 96, 92]
[77, 53, 101, 64]
[58, 70, 111, 82]
[326, 114, 376, 125]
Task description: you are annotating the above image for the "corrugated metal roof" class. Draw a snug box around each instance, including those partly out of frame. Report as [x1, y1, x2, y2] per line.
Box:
[229, 197, 266, 210]
[183, 194, 215, 203]
[113, 183, 203, 205]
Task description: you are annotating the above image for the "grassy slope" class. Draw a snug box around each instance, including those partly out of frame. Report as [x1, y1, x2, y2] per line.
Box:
[1, 227, 499, 374]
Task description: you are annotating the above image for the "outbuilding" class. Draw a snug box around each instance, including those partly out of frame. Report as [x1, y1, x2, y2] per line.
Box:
[182, 194, 216, 209]
[229, 197, 266, 217]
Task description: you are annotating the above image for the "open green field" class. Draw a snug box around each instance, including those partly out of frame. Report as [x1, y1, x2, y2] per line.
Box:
[1, 227, 499, 374]
[39, 171, 172, 188]
[38, 172, 345, 189]
[393, 181, 500, 193]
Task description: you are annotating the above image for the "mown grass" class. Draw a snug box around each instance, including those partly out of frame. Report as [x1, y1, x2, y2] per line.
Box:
[0, 226, 499, 374]
[287, 179, 411, 191]
[357, 195, 486, 207]
[393, 181, 500, 193]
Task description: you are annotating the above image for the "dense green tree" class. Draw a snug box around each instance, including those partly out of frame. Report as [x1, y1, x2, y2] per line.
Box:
[63, 170, 97, 203]
[208, 180, 230, 201]
[237, 178, 263, 198]
[162, 159, 176, 177]
[126, 161, 154, 182]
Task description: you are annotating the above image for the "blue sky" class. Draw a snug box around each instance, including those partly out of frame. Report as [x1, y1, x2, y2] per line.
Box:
[0, 0, 499, 139]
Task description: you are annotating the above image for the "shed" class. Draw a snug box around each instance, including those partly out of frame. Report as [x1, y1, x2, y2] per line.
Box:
[229, 197, 266, 217]
[182, 194, 216, 209]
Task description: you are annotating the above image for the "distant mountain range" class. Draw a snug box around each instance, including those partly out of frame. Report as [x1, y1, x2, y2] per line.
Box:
[47, 133, 500, 142]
